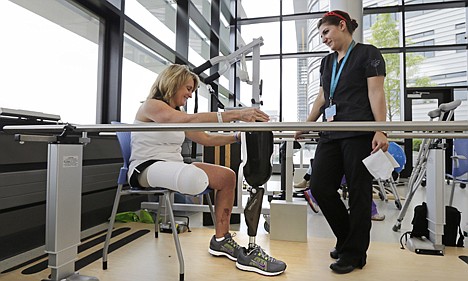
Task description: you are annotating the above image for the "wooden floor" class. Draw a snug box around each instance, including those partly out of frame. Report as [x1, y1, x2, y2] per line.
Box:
[1, 176, 467, 280]
[0, 221, 467, 281]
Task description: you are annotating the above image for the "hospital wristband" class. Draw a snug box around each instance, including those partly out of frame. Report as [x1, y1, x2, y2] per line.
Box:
[217, 112, 223, 123]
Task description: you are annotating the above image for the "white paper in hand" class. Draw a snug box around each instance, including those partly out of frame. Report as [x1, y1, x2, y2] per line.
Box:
[362, 149, 399, 180]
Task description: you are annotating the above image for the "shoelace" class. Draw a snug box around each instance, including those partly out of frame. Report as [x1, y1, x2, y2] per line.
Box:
[251, 244, 277, 262]
[226, 233, 241, 250]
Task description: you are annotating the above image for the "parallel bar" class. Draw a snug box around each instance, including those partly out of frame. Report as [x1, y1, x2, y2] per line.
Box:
[4, 121, 468, 134]
[275, 132, 468, 139]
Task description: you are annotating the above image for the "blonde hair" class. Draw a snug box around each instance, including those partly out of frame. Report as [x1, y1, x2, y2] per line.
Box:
[147, 64, 199, 104]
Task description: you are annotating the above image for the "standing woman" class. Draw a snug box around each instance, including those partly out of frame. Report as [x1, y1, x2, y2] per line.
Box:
[295, 10, 388, 274]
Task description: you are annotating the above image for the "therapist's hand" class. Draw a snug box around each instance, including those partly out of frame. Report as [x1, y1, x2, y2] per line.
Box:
[295, 130, 308, 140]
[371, 131, 389, 153]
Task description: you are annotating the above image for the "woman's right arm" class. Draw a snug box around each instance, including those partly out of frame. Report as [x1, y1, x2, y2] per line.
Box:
[306, 87, 325, 122]
[295, 87, 325, 139]
[136, 99, 269, 123]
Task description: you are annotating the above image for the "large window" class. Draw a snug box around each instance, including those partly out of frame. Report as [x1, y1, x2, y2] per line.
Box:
[0, 0, 100, 124]
[282, 19, 308, 54]
[188, 20, 211, 65]
[121, 35, 169, 123]
[239, 22, 281, 55]
[239, 0, 280, 19]
[240, 60, 280, 120]
[364, 0, 400, 7]
[192, 0, 211, 23]
[406, 50, 467, 87]
[2, 0, 467, 125]
[363, 13, 400, 48]
[125, 0, 177, 50]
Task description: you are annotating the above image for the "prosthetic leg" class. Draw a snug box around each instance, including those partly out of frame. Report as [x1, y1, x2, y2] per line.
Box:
[242, 131, 273, 249]
[236, 131, 287, 276]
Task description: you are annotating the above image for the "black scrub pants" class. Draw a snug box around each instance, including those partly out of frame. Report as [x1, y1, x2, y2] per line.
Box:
[310, 134, 374, 267]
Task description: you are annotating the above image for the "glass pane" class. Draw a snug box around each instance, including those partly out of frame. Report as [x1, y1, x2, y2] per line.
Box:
[239, 0, 280, 19]
[188, 20, 210, 66]
[293, 143, 317, 168]
[282, 19, 309, 54]
[406, 50, 467, 87]
[411, 99, 439, 121]
[363, 13, 401, 48]
[240, 60, 280, 122]
[405, 8, 465, 47]
[282, 0, 294, 15]
[107, 0, 122, 9]
[282, 58, 300, 122]
[308, 18, 328, 51]
[363, 0, 400, 8]
[121, 35, 170, 123]
[307, 56, 324, 111]
[191, 0, 211, 23]
[405, 0, 462, 4]
[219, 69, 230, 91]
[239, 22, 280, 55]
[279, 0, 325, 14]
[125, 0, 176, 50]
[309, 0, 327, 11]
[219, 12, 231, 50]
[453, 88, 468, 121]
[187, 84, 209, 114]
[382, 53, 403, 121]
[0, 0, 100, 124]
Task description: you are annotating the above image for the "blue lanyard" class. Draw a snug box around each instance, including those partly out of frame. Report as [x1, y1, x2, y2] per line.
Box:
[330, 40, 355, 103]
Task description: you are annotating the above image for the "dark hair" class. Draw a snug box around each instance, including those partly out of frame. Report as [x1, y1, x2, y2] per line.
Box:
[317, 10, 359, 35]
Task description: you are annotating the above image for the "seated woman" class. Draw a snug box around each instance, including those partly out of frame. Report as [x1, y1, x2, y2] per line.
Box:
[128, 64, 286, 275]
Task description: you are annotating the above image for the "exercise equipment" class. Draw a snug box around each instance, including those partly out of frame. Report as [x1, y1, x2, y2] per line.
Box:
[393, 100, 461, 233]
[192, 37, 264, 107]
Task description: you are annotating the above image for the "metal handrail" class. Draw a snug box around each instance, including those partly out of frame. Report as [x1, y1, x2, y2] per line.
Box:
[3, 121, 468, 138]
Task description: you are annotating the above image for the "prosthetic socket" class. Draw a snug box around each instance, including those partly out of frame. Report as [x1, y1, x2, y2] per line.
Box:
[242, 131, 273, 249]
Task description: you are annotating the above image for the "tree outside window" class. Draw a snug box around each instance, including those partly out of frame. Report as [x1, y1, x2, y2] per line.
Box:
[368, 14, 435, 121]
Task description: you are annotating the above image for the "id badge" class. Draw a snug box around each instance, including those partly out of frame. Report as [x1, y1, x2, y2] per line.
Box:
[325, 104, 336, 122]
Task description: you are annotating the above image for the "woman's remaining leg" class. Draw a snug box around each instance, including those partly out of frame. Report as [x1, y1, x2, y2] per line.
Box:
[193, 162, 236, 238]
[194, 163, 244, 262]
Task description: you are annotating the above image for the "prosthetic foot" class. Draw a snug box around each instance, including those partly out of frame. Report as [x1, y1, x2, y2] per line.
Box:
[237, 131, 287, 275]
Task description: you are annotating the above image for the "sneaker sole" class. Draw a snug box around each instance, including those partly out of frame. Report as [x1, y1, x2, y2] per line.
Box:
[208, 248, 237, 261]
[235, 262, 285, 276]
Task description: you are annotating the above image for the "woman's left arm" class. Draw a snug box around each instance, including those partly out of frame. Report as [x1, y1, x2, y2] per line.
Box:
[368, 75, 389, 153]
[185, 131, 239, 147]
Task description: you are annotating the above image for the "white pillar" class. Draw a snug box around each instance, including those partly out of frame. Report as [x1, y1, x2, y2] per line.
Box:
[329, 0, 363, 43]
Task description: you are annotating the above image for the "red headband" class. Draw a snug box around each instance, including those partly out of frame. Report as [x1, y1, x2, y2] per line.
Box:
[323, 11, 348, 22]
